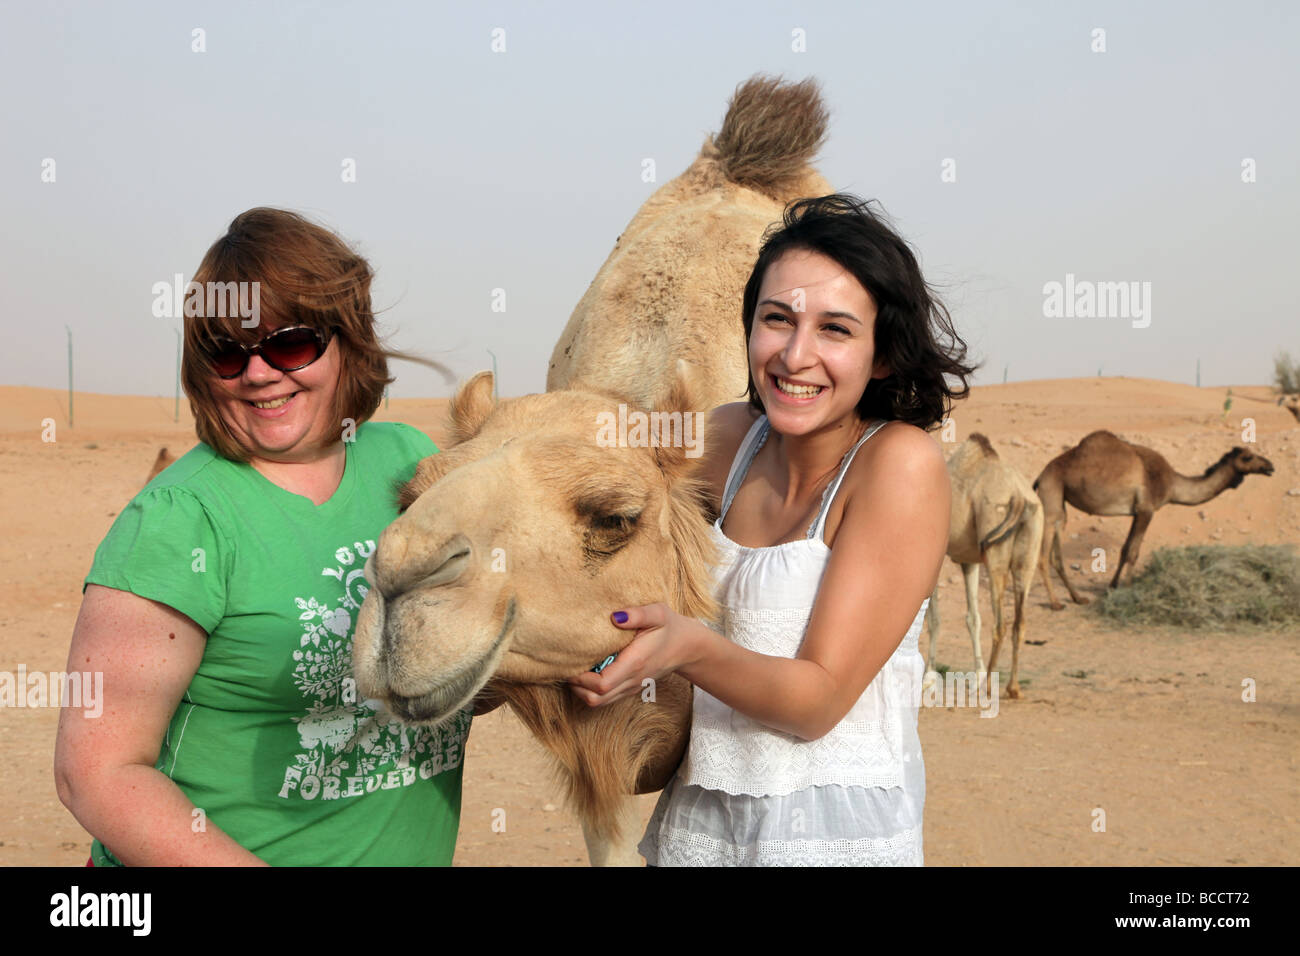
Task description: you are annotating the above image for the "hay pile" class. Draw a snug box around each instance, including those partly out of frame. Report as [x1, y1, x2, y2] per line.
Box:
[1096, 545, 1300, 631]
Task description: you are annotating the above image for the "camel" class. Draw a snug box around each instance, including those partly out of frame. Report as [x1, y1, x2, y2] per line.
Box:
[144, 447, 176, 485]
[1033, 431, 1275, 608]
[924, 434, 1042, 699]
[352, 75, 834, 865]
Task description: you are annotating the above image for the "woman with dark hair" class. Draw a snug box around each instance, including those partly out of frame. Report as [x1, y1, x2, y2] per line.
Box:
[570, 193, 978, 865]
[54, 208, 476, 865]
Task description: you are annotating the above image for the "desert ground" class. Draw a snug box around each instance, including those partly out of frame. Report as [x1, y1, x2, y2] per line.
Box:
[1, 377, 1296, 866]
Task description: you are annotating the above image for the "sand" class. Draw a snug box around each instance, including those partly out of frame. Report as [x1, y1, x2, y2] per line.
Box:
[1, 377, 1296, 866]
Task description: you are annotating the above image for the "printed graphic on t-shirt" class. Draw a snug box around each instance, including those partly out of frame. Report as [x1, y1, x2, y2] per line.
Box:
[276, 538, 468, 802]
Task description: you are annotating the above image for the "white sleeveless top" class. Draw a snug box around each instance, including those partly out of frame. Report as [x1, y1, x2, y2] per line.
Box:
[638, 414, 929, 866]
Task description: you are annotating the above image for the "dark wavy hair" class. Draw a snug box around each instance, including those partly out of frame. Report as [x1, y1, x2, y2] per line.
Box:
[741, 194, 978, 431]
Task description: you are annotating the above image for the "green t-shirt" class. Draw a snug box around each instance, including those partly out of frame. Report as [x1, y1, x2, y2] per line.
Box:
[83, 421, 469, 866]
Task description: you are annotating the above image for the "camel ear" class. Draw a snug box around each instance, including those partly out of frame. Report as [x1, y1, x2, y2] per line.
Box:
[653, 359, 706, 479]
[449, 371, 497, 445]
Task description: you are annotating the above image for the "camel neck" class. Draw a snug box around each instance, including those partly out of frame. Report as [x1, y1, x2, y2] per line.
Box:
[1169, 461, 1242, 506]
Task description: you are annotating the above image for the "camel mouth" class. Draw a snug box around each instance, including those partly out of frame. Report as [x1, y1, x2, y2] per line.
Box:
[378, 596, 516, 726]
[387, 679, 485, 725]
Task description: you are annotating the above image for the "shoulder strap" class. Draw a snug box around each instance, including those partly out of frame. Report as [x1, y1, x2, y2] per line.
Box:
[719, 416, 769, 522]
[807, 419, 892, 540]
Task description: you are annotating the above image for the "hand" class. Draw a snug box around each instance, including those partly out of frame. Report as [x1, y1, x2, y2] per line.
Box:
[567, 603, 699, 708]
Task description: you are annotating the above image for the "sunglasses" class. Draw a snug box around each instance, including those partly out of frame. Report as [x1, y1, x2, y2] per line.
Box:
[204, 326, 335, 379]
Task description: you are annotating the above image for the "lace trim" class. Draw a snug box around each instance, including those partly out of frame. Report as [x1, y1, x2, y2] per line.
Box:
[651, 821, 923, 867]
[681, 584, 928, 796]
[721, 603, 926, 656]
[725, 606, 814, 655]
[681, 712, 904, 794]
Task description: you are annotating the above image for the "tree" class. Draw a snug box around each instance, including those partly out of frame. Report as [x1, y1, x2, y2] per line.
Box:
[1274, 351, 1299, 394]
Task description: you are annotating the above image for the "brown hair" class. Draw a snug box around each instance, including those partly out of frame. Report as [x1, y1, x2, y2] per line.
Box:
[181, 208, 430, 462]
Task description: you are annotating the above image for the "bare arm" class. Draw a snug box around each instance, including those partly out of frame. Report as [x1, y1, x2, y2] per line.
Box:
[572, 425, 950, 740]
[53, 584, 268, 865]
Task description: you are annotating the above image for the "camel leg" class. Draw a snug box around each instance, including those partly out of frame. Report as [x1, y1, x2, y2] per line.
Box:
[982, 553, 1009, 699]
[1005, 560, 1030, 699]
[1038, 541, 1064, 611]
[1007, 511, 1039, 700]
[959, 562, 984, 689]
[1035, 482, 1067, 611]
[1049, 525, 1091, 606]
[581, 796, 646, 867]
[1111, 510, 1153, 590]
[923, 584, 941, 692]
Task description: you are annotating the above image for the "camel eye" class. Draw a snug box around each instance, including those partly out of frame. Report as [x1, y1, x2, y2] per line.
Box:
[580, 509, 642, 569]
[593, 512, 640, 533]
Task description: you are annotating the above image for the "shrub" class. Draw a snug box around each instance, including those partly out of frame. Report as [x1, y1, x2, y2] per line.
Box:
[1095, 545, 1300, 631]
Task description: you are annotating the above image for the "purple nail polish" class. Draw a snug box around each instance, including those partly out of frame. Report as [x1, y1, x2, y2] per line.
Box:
[613, 611, 628, 624]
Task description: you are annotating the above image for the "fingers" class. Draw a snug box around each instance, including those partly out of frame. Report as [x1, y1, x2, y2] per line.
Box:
[568, 657, 632, 698]
[568, 655, 641, 707]
[567, 675, 638, 708]
[610, 602, 667, 629]
[565, 602, 669, 708]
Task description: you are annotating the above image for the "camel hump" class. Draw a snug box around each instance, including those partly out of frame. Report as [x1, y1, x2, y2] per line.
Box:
[968, 432, 997, 457]
[1079, 429, 1124, 446]
[711, 75, 828, 197]
[1058, 429, 1136, 464]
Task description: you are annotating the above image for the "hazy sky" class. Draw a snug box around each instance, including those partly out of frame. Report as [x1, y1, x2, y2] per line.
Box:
[2, 1, 1296, 400]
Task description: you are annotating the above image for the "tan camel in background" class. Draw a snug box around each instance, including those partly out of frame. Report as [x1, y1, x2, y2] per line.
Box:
[353, 75, 834, 865]
[144, 447, 176, 484]
[924, 434, 1042, 700]
[1033, 431, 1275, 608]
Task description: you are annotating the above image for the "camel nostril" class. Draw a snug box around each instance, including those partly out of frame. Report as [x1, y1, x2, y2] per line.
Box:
[373, 533, 472, 600]
[416, 543, 472, 592]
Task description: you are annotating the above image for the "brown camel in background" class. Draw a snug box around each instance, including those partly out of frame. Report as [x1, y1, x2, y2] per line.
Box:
[144, 447, 176, 485]
[925, 434, 1042, 699]
[1033, 431, 1275, 608]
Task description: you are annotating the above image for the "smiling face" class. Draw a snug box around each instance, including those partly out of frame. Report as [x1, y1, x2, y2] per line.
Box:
[209, 322, 343, 464]
[748, 247, 890, 436]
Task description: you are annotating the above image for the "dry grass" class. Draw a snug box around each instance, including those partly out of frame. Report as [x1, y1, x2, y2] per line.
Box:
[1095, 544, 1300, 631]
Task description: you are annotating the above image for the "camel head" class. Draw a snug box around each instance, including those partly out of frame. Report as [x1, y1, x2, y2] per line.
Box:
[353, 362, 719, 727]
[1208, 446, 1275, 489]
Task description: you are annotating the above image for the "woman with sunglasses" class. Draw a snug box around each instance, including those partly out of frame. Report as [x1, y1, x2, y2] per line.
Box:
[54, 208, 478, 865]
